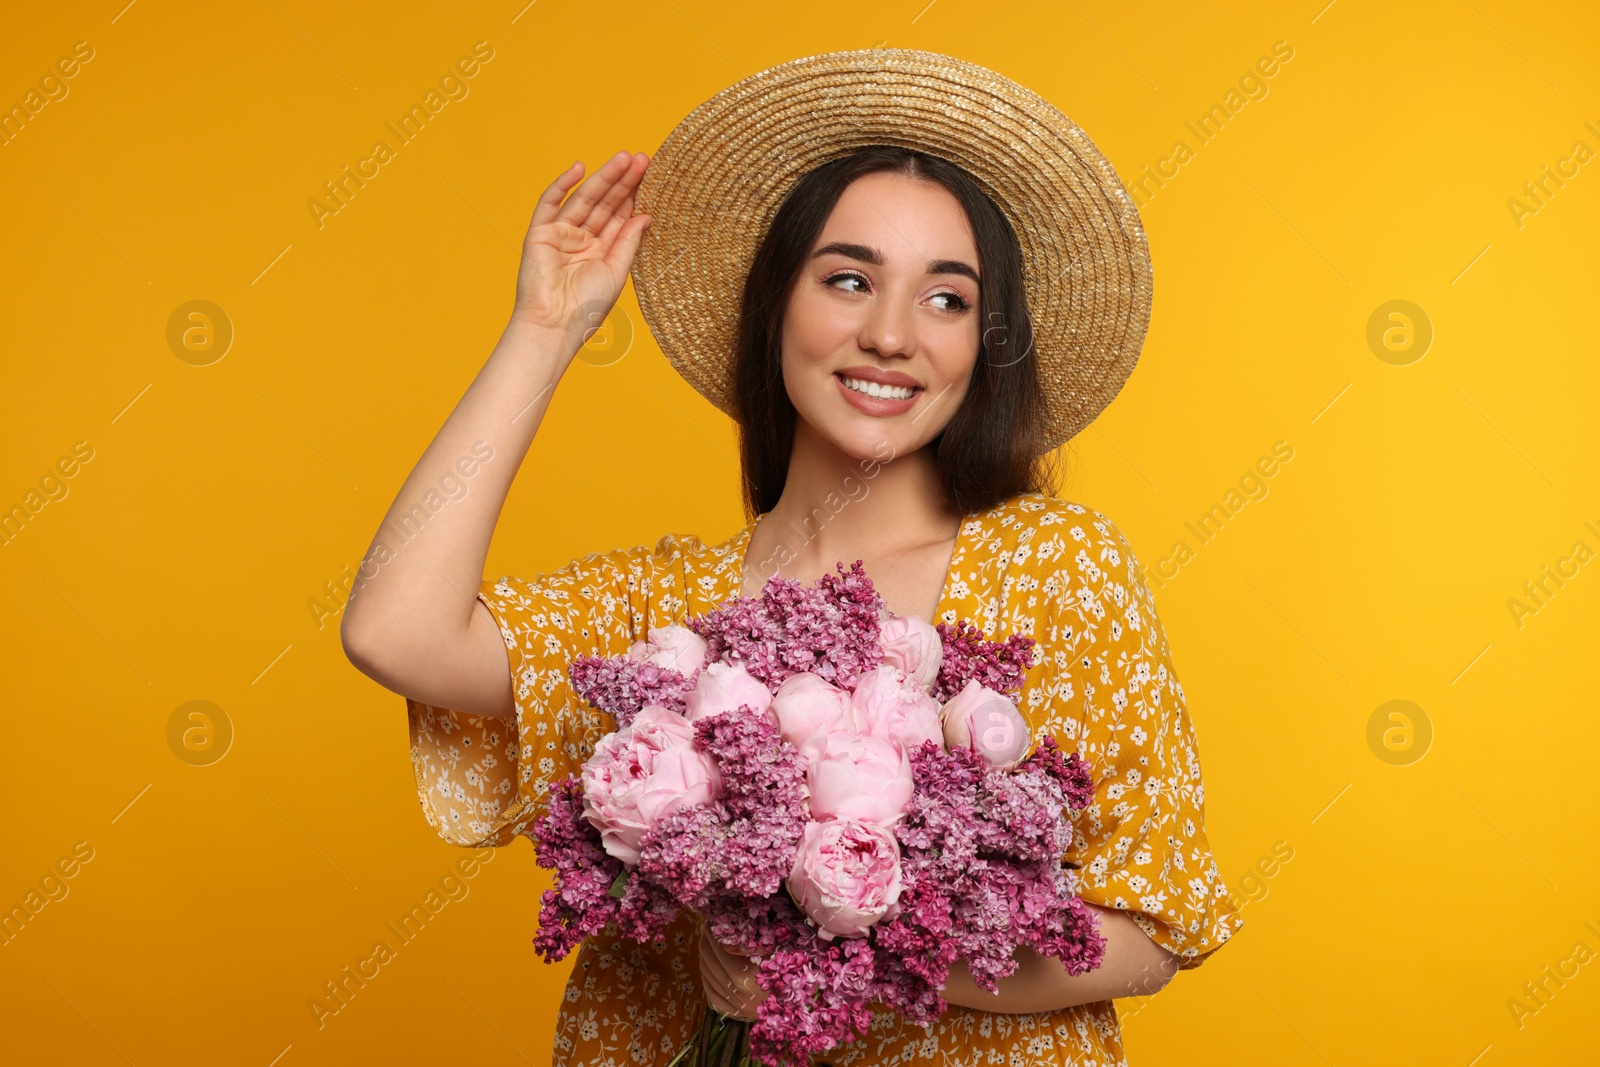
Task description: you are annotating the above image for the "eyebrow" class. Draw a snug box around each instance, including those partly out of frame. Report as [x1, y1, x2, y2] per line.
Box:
[810, 241, 980, 286]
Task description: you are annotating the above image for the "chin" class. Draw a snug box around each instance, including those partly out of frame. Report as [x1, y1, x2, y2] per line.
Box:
[808, 414, 926, 466]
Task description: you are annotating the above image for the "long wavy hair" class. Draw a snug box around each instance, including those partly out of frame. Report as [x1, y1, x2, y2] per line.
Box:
[731, 145, 1054, 520]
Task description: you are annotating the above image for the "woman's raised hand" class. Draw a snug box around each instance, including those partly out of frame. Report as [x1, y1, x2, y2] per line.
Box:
[511, 151, 653, 351]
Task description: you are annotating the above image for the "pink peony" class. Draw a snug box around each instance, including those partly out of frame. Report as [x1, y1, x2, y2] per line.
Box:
[771, 672, 860, 762]
[684, 661, 775, 722]
[627, 625, 708, 678]
[580, 705, 720, 864]
[878, 614, 943, 691]
[852, 665, 942, 752]
[786, 818, 904, 940]
[940, 679, 1031, 770]
[807, 734, 914, 825]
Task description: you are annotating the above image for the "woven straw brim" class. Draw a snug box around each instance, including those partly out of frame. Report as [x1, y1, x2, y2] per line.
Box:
[629, 48, 1153, 452]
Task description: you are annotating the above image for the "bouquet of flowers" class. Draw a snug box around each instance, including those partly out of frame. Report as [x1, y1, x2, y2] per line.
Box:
[531, 562, 1106, 1066]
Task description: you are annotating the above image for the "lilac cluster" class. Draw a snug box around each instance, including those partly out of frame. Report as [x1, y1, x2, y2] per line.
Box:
[568, 654, 693, 727]
[528, 778, 623, 961]
[531, 709, 814, 964]
[688, 561, 886, 691]
[750, 939, 877, 1065]
[874, 738, 1105, 998]
[638, 710, 810, 910]
[530, 776, 688, 963]
[931, 619, 1036, 704]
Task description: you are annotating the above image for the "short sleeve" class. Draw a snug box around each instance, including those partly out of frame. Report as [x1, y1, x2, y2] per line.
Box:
[1041, 510, 1243, 971]
[406, 540, 685, 850]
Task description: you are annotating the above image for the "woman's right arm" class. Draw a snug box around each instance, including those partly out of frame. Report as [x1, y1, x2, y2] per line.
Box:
[340, 150, 653, 719]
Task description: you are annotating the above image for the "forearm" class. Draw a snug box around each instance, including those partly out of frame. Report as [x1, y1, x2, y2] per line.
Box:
[940, 905, 1179, 1013]
[340, 318, 572, 700]
[340, 151, 653, 712]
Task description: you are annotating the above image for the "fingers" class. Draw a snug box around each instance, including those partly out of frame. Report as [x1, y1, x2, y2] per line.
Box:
[594, 189, 633, 246]
[530, 161, 585, 228]
[699, 929, 735, 989]
[600, 210, 651, 276]
[528, 150, 642, 231]
[576, 152, 648, 235]
[556, 150, 641, 231]
[698, 931, 738, 1012]
[699, 931, 762, 1019]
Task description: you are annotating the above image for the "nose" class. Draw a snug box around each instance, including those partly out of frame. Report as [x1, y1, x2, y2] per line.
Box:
[855, 285, 915, 360]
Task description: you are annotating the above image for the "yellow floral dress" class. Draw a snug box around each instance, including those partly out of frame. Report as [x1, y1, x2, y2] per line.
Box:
[406, 491, 1243, 1065]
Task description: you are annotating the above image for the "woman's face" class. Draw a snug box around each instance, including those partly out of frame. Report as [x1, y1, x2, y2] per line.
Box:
[780, 171, 982, 464]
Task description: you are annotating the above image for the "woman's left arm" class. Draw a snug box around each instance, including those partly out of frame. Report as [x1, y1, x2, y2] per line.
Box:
[709, 903, 1179, 1021]
[940, 904, 1178, 1013]
[938, 509, 1245, 1014]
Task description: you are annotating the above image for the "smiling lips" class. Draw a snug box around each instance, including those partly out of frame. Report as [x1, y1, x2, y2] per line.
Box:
[839, 374, 916, 401]
[834, 367, 922, 415]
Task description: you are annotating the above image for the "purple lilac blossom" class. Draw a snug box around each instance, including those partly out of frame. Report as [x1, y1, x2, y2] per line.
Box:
[873, 740, 1106, 1002]
[704, 891, 814, 959]
[749, 939, 877, 1066]
[567, 655, 693, 727]
[931, 619, 1037, 704]
[688, 561, 885, 691]
[608, 864, 683, 946]
[1021, 733, 1098, 810]
[636, 707, 810, 907]
[529, 776, 625, 962]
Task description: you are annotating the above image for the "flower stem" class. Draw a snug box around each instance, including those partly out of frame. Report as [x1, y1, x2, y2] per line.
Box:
[666, 1003, 755, 1067]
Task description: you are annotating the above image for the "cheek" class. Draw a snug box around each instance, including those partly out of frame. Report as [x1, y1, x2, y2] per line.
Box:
[779, 297, 841, 401]
[783, 287, 845, 363]
[934, 329, 981, 397]
[778, 331, 809, 409]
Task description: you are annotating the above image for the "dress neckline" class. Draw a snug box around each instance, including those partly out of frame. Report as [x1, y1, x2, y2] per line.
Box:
[726, 507, 974, 624]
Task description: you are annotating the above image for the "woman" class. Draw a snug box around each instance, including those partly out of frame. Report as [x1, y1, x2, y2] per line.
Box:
[342, 49, 1240, 1066]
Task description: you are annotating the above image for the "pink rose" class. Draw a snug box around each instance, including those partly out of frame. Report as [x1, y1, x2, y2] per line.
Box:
[807, 734, 914, 826]
[684, 661, 774, 722]
[627, 624, 708, 677]
[878, 614, 943, 692]
[786, 819, 904, 940]
[580, 705, 720, 864]
[940, 679, 1031, 770]
[771, 672, 860, 762]
[851, 666, 942, 752]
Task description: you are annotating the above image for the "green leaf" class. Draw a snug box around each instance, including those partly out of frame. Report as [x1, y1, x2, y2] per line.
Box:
[608, 869, 629, 899]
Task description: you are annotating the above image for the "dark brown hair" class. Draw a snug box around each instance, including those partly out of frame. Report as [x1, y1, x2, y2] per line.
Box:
[731, 145, 1054, 519]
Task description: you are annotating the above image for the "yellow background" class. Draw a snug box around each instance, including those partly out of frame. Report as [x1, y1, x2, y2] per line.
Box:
[3, 1, 1597, 1063]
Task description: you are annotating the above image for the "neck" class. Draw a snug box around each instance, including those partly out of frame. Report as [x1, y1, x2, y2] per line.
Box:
[752, 420, 963, 582]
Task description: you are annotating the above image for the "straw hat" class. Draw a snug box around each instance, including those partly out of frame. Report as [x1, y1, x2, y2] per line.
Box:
[629, 47, 1152, 451]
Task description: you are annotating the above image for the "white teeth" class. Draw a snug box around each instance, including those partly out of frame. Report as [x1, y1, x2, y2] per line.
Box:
[840, 376, 915, 401]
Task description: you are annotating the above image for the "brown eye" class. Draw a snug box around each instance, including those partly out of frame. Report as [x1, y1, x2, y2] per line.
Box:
[826, 271, 869, 292]
[932, 291, 971, 313]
